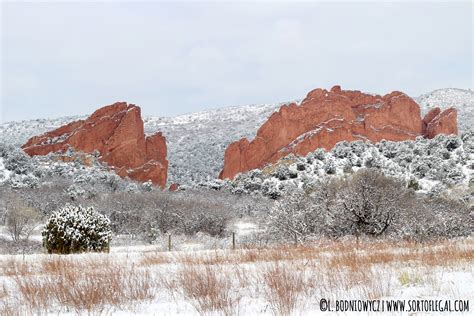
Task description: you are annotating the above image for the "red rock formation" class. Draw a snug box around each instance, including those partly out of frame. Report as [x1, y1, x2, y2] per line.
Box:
[169, 183, 179, 192]
[220, 86, 458, 180]
[422, 107, 441, 127]
[423, 107, 458, 139]
[22, 102, 168, 188]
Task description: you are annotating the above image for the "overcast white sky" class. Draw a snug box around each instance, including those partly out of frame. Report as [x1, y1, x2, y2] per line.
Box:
[1, 1, 472, 122]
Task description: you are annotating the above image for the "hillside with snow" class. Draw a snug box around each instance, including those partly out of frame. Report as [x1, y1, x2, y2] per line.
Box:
[215, 133, 473, 203]
[0, 88, 472, 185]
[416, 88, 474, 132]
[0, 103, 283, 184]
[144, 103, 282, 184]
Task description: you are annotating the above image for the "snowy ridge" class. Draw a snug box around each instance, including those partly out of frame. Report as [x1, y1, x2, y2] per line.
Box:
[0, 116, 85, 146]
[143, 102, 283, 184]
[0, 88, 472, 185]
[0, 103, 282, 184]
[416, 88, 473, 132]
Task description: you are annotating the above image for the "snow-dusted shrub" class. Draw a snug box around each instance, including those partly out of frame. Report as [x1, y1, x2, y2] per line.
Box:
[273, 165, 290, 180]
[142, 180, 153, 192]
[363, 149, 381, 169]
[439, 148, 451, 160]
[333, 141, 352, 158]
[231, 185, 247, 195]
[295, 157, 307, 171]
[260, 179, 282, 199]
[42, 204, 111, 254]
[66, 184, 86, 200]
[306, 152, 315, 164]
[102, 173, 122, 192]
[4, 148, 33, 175]
[444, 164, 465, 185]
[461, 131, 474, 152]
[331, 169, 411, 237]
[126, 183, 139, 193]
[313, 148, 326, 161]
[8, 173, 39, 189]
[198, 178, 226, 191]
[300, 174, 319, 192]
[350, 140, 367, 157]
[323, 157, 336, 174]
[342, 159, 353, 173]
[243, 176, 262, 192]
[444, 136, 462, 152]
[288, 167, 298, 179]
[265, 168, 472, 241]
[378, 140, 399, 159]
[267, 189, 319, 242]
[407, 178, 420, 191]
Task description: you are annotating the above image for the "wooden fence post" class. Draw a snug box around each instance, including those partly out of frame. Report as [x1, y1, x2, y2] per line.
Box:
[232, 232, 236, 250]
[168, 234, 172, 252]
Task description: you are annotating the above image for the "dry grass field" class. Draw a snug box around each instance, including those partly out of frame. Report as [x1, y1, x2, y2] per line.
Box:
[1, 238, 473, 315]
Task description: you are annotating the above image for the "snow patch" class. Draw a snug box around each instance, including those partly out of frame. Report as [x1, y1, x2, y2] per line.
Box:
[0, 158, 11, 183]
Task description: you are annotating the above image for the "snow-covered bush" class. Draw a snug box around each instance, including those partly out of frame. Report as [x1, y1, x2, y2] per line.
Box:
[331, 169, 411, 237]
[142, 180, 154, 192]
[3, 147, 33, 175]
[265, 169, 472, 241]
[262, 179, 283, 199]
[313, 148, 326, 161]
[323, 157, 336, 174]
[42, 204, 111, 254]
[230, 132, 473, 201]
[332, 141, 352, 158]
[126, 183, 140, 193]
[267, 189, 325, 242]
[9, 173, 39, 189]
[273, 165, 290, 180]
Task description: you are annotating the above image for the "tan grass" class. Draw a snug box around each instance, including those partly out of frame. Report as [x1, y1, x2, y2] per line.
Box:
[0, 300, 19, 316]
[139, 252, 174, 266]
[13, 256, 155, 314]
[261, 263, 305, 316]
[157, 272, 180, 301]
[2, 238, 472, 314]
[0, 257, 32, 277]
[177, 265, 241, 316]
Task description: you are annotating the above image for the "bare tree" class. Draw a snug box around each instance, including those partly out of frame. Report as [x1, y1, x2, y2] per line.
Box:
[3, 190, 41, 242]
[333, 169, 411, 237]
[268, 189, 319, 242]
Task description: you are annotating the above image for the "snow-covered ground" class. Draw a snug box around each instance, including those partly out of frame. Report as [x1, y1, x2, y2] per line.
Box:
[1, 238, 472, 315]
[0, 158, 11, 184]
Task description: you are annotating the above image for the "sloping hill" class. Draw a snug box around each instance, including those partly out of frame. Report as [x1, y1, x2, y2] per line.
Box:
[417, 88, 473, 132]
[144, 103, 282, 184]
[0, 88, 471, 185]
[0, 103, 282, 184]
